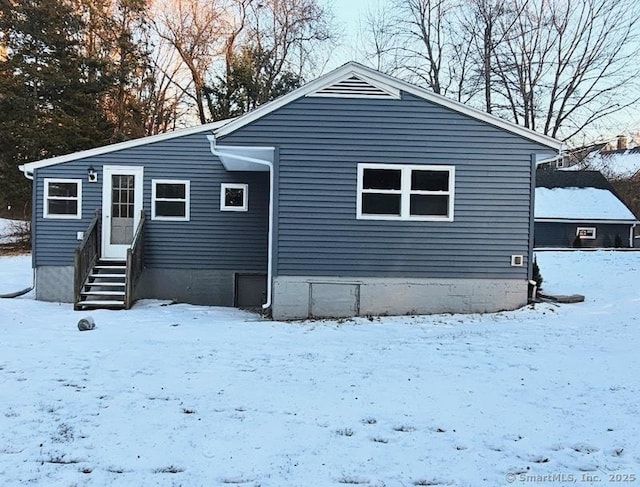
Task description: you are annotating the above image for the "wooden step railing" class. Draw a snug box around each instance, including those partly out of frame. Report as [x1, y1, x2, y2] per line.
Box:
[125, 210, 146, 309]
[74, 210, 101, 308]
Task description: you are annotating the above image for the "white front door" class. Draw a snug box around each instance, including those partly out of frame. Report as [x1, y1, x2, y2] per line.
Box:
[102, 166, 144, 260]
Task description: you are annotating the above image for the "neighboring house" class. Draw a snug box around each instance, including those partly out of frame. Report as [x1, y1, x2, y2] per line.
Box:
[553, 135, 640, 179]
[535, 169, 639, 248]
[19, 62, 561, 320]
[575, 146, 640, 180]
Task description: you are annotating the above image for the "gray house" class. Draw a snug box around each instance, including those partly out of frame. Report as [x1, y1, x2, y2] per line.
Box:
[535, 169, 639, 248]
[19, 62, 562, 319]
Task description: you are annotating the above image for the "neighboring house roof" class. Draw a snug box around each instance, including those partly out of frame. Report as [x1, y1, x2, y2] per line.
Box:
[535, 169, 638, 222]
[568, 148, 640, 179]
[535, 187, 638, 221]
[536, 169, 613, 190]
[19, 62, 562, 174]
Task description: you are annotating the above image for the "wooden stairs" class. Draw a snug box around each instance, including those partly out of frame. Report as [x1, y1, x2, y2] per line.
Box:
[75, 260, 127, 310]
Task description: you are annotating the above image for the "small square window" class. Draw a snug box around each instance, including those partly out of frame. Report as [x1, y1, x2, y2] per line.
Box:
[152, 180, 190, 221]
[221, 183, 248, 212]
[44, 179, 82, 219]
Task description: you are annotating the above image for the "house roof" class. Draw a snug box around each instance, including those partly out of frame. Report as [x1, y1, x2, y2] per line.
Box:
[535, 187, 638, 222]
[535, 169, 638, 222]
[573, 149, 640, 179]
[213, 62, 563, 150]
[20, 62, 562, 174]
[19, 118, 234, 174]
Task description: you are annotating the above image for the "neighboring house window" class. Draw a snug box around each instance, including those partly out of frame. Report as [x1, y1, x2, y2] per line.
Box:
[357, 163, 454, 221]
[577, 227, 596, 239]
[44, 178, 82, 219]
[152, 180, 190, 221]
[221, 183, 248, 212]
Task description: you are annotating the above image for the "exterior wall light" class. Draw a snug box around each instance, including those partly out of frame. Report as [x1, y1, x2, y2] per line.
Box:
[88, 166, 98, 183]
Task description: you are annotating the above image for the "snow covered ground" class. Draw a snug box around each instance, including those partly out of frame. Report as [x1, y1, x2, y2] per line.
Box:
[1, 252, 639, 486]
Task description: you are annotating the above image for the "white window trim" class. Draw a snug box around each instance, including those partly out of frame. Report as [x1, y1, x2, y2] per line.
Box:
[43, 178, 82, 219]
[221, 183, 248, 212]
[576, 226, 596, 239]
[356, 163, 455, 221]
[151, 179, 190, 221]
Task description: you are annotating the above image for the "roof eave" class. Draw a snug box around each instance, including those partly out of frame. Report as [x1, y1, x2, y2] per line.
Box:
[535, 218, 640, 224]
[19, 118, 234, 173]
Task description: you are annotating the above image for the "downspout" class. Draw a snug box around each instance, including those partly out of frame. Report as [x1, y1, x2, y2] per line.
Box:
[207, 136, 274, 311]
[2, 166, 36, 297]
[631, 224, 637, 248]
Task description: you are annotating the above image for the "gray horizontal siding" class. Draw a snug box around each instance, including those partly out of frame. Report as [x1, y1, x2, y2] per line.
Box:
[34, 133, 268, 271]
[220, 92, 556, 279]
[535, 222, 632, 248]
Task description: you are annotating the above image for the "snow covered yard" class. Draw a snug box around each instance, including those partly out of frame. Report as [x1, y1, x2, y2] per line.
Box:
[0, 252, 639, 486]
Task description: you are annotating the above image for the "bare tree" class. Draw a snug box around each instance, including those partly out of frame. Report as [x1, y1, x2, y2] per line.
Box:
[243, 0, 333, 87]
[211, 0, 334, 119]
[396, 0, 451, 94]
[493, 0, 640, 140]
[356, 1, 399, 73]
[357, 0, 640, 142]
[152, 0, 332, 123]
[152, 0, 230, 123]
[361, 0, 476, 101]
[457, 0, 524, 112]
[138, 33, 191, 134]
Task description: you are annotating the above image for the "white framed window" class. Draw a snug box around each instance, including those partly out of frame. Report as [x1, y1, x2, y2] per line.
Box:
[152, 180, 190, 221]
[577, 227, 596, 239]
[221, 183, 248, 212]
[44, 178, 82, 219]
[356, 163, 455, 221]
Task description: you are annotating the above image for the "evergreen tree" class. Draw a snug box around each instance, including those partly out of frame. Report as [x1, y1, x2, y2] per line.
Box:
[77, 0, 153, 141]
[0, 0, 114, 211]
[210, 44, 303, 120]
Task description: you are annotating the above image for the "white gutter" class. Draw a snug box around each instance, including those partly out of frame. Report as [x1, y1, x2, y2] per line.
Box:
[18, 165, 34, 180]
[207, 135, 275, 311]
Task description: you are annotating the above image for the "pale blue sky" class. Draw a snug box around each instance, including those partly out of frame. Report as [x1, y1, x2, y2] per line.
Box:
[319, 0, 380, 69]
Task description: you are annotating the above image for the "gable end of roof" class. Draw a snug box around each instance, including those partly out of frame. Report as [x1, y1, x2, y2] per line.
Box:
[215, 62, 563, 151]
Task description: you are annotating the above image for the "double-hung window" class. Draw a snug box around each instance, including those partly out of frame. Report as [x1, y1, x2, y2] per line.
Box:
[44, 179, 82, 219]
[152, 180, 190, 221]
[357, 164, 454, 221]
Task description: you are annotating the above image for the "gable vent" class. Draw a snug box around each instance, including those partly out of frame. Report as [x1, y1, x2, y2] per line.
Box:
[310, 75, 399, 99]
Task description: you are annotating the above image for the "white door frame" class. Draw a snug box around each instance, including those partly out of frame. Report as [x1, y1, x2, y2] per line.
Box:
[101, 165, 144, 260]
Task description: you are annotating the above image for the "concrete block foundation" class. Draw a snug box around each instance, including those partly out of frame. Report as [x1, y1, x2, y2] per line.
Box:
[36, 266, 75, 302]
[272, 276, 528, 320]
